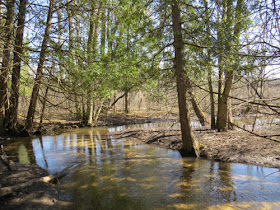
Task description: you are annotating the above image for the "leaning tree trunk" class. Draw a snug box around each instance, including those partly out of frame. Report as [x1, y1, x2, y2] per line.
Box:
[186, 78, 208, 126]
[188, 90, 207, 126]
[25, 0, 54, 132]
[0, 0, 15, 131]
[171, 0, 197, 156]
[6, 0, 27, 130]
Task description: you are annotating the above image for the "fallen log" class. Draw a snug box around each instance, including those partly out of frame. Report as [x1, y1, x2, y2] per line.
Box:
[0, 164, 78, 197]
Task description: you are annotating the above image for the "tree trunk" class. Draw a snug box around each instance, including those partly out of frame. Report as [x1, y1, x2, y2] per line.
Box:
[92, 99, 103, 124]
[228, 96, 233, 129]
[188, 90, 207, 126]
[100, 1, 106, 57]
[0, 0, 15, 131]
[87, 96, 94, 126]
[124, 91, 129, 114]
[216, 1, 226, 130]
[217, 71, 233, 131]
[171, 0, 197, 156]
[185, 77, 207, 126]
[25, 0, 54, 132]
[6, 0, 27, 130]
[0, 2, 4, 65]
[216, 0, 243, 131]
[39, 86, 49, 129]
[204, 0, 216, 129]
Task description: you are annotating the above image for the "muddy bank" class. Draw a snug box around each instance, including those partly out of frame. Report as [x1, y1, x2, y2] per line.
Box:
[112, 127, 280, 168]
[0, 114, 172, 139]
[0, 161, 58, 209]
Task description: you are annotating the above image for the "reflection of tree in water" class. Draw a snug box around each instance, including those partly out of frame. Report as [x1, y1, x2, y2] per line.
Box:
[173, 159, 237, 208]
[177, 158, 198, 202]
[59, 129, 144, 209]
[9, 137, 36, 164]
[217, 162, 236, 202]
[38, 136, 48, 168]
[18, 144, 30, 164]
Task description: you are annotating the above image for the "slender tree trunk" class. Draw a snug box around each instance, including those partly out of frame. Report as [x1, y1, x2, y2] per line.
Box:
[204, 0, 216, 129]
[124, 91, 129, 114]
[188, 90, 207, 126]
[100, 1, 106, 57]
[25, 0, 54, 132]
[39, 86, 49, 129]
[228, 96, 233, 129]
[6, 0, 27, 130]
[185, 78, 207, 126]
[171, 0, 197, 156]
[0, 0, 15, 131]
[87, 96, 94, 126]
[92, 99, 103, 124]
[113, 93, 116, 114]
[0, 2, 4, 63]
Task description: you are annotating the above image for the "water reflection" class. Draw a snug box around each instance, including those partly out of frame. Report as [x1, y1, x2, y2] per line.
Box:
[3, 125, 280, 209]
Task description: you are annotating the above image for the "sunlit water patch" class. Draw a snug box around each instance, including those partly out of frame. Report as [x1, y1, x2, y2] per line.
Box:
[4, 124, 280, 209]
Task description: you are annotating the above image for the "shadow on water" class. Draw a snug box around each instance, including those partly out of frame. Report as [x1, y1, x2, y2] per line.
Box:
[3, 123, 280, 209]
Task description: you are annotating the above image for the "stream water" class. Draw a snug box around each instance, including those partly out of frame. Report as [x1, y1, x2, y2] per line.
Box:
[4, 123, 280, 209]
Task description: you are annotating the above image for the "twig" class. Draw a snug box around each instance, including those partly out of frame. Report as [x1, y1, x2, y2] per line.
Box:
[232, 123, 280, 143]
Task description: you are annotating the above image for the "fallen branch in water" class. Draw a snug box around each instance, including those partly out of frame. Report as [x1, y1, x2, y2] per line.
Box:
[0, 164, 78, 197]
[146, 134, 180, 144]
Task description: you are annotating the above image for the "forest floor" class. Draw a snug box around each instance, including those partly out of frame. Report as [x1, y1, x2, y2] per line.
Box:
[0, 114, 279, 208]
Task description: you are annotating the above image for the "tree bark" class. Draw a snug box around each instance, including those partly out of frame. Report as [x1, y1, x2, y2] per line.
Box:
[6, 0, 27, 130]
[25, 0, 54, 132]
[0, 0, 15, 131]
[171, 0, 197, 156]
[124, 91, 129, 114]
[188, 90, 207, 126]
[216, 0, 243, 131]
[87, 95, 94, 126]
[39, 86, 49, 129]
[216, 0, 226, 130]
[204, 0, 216, 129]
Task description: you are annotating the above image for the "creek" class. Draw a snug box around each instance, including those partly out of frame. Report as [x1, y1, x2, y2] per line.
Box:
[4, 123, 280, 209]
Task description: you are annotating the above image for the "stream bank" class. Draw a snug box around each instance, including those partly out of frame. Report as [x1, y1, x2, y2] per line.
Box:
[111, 126, 280, 168]
[1, 115, 279, 208]
[0, 114, 173, 209]
[0, 160, 59, 209]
